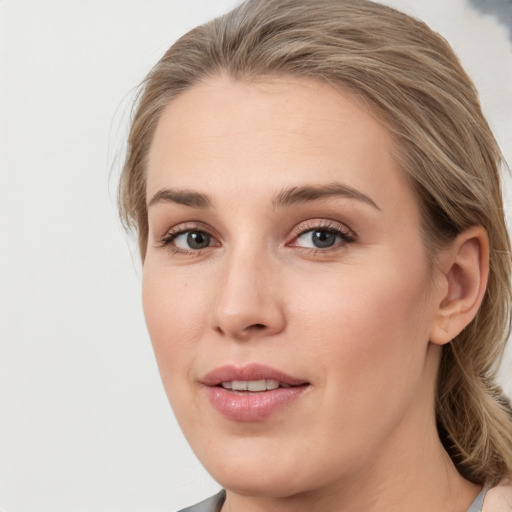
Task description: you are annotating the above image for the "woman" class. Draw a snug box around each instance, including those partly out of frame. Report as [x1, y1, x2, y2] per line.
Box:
[119, 0, 512, 510]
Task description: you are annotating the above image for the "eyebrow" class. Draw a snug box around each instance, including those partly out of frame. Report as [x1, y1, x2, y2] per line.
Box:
[147, 188, 212, 209]
[272, 182, 381, 210]
[147, 182, 380, 211]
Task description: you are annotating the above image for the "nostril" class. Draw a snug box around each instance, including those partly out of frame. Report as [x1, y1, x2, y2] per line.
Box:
[251, 324, 266, 330]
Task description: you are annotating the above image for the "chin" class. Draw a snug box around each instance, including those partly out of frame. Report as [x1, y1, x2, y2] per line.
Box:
[212, 463, 309, 498]
[196, 436, 329, 499]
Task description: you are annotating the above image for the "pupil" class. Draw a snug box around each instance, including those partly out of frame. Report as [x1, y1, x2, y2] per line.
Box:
[313, 230, 336, 248]
[187, 231, 210, 249]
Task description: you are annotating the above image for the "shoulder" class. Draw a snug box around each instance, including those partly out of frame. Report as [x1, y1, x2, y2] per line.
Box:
[483, 478, 512, 512]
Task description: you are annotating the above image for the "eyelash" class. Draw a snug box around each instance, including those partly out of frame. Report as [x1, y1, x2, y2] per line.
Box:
[291, 220, 356, 252]
[157, 220, 356, 255]
[157, 222, 218, 255]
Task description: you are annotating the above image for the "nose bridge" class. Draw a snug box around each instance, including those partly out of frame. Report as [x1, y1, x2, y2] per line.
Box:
[211, 240, 284, 339]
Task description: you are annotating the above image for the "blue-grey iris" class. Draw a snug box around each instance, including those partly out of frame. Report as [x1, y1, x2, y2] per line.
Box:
[187, 231, 210, 249]
[313, 230, 336, 248]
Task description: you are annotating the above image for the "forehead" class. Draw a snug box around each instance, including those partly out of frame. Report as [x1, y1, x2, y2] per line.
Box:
[146, 75, 417, 216]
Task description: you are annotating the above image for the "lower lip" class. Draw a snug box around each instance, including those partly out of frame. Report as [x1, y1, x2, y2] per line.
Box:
[204, 386, 308, 422]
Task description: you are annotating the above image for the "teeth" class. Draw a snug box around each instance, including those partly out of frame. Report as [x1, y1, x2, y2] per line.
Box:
[266, 379, 279, 390]
[247, 380, 266, 391]
[267, 379, 279, 390]
[232, 380, 248, 391]
[221, 379, 280, 391]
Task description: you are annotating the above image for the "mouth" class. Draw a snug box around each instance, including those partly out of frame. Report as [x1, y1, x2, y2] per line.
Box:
[201, 363, 309, 389]
[219, 379, 297, 392]
[200, 364, 310, 421]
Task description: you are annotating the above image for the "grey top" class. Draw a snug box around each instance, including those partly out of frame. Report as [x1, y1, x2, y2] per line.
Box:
[467, 486, 488, 512]
[178, 486, 488, 512]
[178, 491, 226, 512]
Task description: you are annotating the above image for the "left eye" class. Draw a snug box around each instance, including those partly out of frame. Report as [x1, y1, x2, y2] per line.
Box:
[172, 230, 214, 250]
[294, 229, 349, 249]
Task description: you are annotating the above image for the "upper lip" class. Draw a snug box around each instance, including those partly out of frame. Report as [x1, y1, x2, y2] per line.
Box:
[200, 364, 309, 387]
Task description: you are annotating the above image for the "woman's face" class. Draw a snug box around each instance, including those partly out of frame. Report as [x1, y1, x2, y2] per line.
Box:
[143, 77, 445, 497]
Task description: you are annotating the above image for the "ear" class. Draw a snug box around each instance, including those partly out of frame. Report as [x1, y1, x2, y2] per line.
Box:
[429, 226, 489, 346]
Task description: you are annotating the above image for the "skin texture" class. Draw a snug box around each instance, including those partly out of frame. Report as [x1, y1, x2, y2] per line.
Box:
[143, 76, 488, 512]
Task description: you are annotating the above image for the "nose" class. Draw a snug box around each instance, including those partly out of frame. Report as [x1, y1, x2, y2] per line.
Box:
[210, 249, 286, 341]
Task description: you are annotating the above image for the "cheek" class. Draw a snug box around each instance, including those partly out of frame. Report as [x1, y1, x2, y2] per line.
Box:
[293, 256, 434, 388]
[285, 257, 436, 462]
[141, 266, 208, 385]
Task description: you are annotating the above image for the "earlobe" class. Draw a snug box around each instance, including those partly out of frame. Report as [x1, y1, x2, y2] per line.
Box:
[429, 226, 489, 346]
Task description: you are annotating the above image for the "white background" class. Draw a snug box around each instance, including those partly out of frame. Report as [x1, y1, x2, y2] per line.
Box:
[1, 1, 511, 511]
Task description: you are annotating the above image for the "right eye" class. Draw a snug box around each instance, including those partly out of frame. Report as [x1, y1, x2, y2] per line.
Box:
[159, 229, 220, 254]
[171, 230, 214, 250]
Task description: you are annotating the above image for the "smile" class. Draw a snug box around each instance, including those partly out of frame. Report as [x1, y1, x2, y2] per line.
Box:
[201, 364, 310, 421]
[220, 379, 295, 391]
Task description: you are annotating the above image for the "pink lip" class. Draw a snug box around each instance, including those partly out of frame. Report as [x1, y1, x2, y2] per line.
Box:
[200, 364, 310, 422]
[201, 364, 308, 387]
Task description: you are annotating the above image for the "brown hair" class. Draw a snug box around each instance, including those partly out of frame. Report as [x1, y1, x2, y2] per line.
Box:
[119, 0, 512, 485]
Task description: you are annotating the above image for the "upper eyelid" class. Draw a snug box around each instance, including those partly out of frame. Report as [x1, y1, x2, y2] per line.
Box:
[291, 219, 356, 237]
[161, 221, 217, 238]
